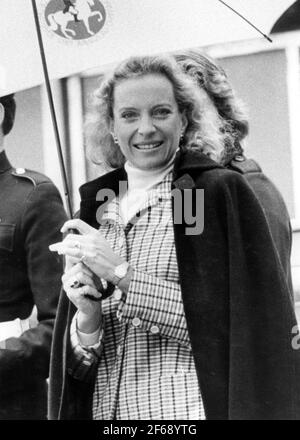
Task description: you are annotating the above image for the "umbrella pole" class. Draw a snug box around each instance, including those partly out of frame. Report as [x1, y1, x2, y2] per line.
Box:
[31, 0, 73, 219]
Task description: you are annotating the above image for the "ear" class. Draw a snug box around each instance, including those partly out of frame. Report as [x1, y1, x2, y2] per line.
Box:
[0, 103, 4, 127]
[180, 112, 188, 133]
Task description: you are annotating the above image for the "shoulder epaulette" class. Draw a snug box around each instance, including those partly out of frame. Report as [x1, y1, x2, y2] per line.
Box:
[11, 168, 51, 187]
[229, 155, 262, 174]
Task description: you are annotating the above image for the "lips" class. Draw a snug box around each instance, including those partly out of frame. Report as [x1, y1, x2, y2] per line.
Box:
[133, 141, 163, 150]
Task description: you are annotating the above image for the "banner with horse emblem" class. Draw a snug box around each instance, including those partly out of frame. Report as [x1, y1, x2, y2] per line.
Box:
[0, 0, 296, 96]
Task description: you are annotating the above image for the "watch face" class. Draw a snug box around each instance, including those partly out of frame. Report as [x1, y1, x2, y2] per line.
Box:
[115, 263, 128, 278]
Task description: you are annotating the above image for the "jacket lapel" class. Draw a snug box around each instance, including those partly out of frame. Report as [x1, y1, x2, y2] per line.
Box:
[79, 167, 127, 228]
[172, 149, 223, 185]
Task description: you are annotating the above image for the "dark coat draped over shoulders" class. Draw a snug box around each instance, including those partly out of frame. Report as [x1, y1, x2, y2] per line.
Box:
[49, 149, 300, 420]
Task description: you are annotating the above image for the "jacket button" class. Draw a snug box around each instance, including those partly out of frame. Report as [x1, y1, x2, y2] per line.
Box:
[15, 167, 26, 174]
[150, 325, 160, 335]
[114, 289, 122, 301]
[132, 317, 141, 327]
[116, 310, 123, 321]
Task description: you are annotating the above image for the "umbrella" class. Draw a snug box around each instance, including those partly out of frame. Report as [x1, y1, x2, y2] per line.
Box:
[0, 0, 296, 217]
[0, 0, 296, 96]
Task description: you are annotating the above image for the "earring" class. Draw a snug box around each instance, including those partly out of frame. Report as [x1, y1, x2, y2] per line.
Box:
[180, 130, 184, 141]
[111, 133, 119, 145]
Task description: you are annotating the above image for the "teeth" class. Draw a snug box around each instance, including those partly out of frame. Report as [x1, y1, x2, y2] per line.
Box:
[135, 143, 161, 150]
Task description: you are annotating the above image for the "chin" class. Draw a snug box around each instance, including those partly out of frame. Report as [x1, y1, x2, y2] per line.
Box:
[131, 152, 172, 170]
[143, 161, 163, 170]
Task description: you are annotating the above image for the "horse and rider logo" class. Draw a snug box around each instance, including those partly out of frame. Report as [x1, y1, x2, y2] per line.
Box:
[44, 0, 106, 40]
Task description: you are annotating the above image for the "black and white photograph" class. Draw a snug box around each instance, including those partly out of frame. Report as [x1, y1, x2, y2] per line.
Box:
[0, 0, 300, 425]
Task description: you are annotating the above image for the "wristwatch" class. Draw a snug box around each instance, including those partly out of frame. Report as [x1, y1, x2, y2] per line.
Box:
[111, 261, 130, 286]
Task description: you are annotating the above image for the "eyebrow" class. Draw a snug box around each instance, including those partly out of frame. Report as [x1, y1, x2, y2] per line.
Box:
[117, 107, 138, 112]
[117, 103, 173, 112]
[152, 103, 173, 109]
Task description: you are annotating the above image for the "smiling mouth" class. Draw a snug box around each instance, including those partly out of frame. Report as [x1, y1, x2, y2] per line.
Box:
[133, 141, 163, 150]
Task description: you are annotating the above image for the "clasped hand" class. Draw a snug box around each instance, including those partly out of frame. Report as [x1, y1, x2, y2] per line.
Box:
[49, 219, 124, 313]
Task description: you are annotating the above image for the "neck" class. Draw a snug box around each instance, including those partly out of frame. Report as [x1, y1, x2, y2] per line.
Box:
[125, 155, 175, 192]
[120, 157, 174, 225]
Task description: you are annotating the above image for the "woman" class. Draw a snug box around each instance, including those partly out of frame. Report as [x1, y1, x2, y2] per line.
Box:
[175, 50, 293, 293]
[49, 54, 300, 420]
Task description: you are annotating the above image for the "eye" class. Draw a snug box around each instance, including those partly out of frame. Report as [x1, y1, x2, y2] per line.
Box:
[153, 108, 172, 118]
[120, 111, 138, 120]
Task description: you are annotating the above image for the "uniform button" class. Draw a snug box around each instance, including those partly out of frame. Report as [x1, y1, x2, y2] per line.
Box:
[132, 317, 141, 327]
[114, 289, 122, 301]
[15, 167, 26, 174]
[150, 325, 160, 335]
[82, 359, 92, 366]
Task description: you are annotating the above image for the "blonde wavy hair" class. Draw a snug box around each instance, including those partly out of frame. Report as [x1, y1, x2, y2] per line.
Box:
[85, 54, 227, 168]
[175, 50, 249, 164]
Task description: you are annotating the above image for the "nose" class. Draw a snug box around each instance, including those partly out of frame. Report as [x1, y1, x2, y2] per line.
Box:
[137, 114, 156, 136]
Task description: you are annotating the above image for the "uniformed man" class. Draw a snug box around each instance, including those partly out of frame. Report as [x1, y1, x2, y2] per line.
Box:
[0, 94, 67, 419]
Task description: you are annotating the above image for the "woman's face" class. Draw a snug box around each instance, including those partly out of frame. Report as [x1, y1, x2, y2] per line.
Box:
[111, 73, 187, 170]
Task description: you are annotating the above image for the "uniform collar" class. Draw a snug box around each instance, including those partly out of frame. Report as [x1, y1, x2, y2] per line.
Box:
[0, 150, 12, 174]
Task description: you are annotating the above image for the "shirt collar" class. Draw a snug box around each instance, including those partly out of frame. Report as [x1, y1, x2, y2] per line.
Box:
[101, 171, 173, 226]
